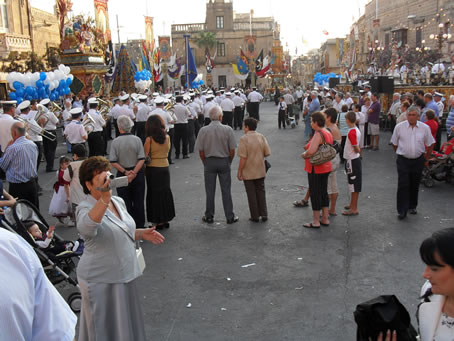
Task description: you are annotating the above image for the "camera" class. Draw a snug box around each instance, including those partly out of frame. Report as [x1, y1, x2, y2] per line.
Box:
[97, 171, 129, 192]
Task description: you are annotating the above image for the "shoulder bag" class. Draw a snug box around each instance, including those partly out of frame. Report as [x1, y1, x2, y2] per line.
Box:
[309, 131, 337, 165]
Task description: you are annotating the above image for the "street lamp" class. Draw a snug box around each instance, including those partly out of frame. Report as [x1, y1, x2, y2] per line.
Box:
[429, 22, 452, 68]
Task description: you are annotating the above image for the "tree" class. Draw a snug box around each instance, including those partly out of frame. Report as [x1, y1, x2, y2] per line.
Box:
[194, 32, 218, 54]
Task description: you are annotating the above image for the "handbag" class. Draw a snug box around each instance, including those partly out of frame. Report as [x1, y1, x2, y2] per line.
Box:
[309, 131, 337, 165]
[135, 242, 146, 272]
[264, 159, 271, 172]
[143, 138, 152, 171]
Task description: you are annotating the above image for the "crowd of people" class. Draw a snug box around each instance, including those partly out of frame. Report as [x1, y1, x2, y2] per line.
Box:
[0, 79, 453, 340]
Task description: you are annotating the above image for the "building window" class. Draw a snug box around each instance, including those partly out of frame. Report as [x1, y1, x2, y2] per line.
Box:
[416, 27, 422, 47]
[216, 16, 224, 29]
[0, 0, 8, 32]
[393, 29, 407, 46]
[218, 75, 226, 88]
[217, 42, 225, 57]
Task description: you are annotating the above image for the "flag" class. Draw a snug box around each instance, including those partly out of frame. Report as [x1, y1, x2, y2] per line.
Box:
[255, 49, 264, 73]
[185, 37, 197, 87]
[256, 55, 271, 78]
[232, 55, 249, 81]
[205, 49, 216, 73]
[240, 49, 249, 66]
[232, 63, 249, 80]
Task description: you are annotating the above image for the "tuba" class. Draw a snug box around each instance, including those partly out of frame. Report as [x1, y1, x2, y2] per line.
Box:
[82, 113, 96, 134]
[34, 104, 48, 128]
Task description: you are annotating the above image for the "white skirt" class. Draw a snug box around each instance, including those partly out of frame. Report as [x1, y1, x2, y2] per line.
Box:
[49, 185, 71, 217]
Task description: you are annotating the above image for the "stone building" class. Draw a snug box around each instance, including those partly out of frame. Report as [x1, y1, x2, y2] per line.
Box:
[171, 0, 281, 88]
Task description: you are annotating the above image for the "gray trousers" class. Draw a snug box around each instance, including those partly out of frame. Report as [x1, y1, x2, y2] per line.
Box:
[204, 157, 234, 220]
[244, 178, 267, 219]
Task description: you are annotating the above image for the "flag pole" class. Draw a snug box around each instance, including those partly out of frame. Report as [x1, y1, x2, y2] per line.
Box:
[184, 34, 190, 89]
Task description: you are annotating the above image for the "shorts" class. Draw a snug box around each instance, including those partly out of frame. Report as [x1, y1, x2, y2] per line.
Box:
[328, 154, 340, 194]
[368, 123, 379, 136]
[345, 157, 362, 193]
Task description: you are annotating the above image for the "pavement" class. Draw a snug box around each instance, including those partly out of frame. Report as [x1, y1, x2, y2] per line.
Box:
[33, 102, 453, 341]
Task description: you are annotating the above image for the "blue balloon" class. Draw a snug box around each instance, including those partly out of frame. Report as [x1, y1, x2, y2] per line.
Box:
[36, 80, 44, 88]
[16, 88, 25, 97]
[50, 93, 56, 101]
[13, 81, 24, 89]
[25, 95, 33, 101]
[39, 88, 46, 98]
[40, 72, 46, 81]
[66, 78, 72, 86]
[8, 92, 16, 100]
[59, 79, 66, 88]
[16, 96, 23, 104]
[25, 86, 34, 96]
[64, 87, 70, 95]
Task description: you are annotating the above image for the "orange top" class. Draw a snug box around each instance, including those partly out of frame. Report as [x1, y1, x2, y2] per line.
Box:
[304, 129, 334, 174]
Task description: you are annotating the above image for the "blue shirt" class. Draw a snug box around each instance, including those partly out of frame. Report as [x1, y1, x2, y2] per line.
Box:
[0, 229, 77, 341]
[446, 107, 454, 133]
[308, 98, 320, 115]
[0, 136, 38, 183]
[421, 100, 439, 122]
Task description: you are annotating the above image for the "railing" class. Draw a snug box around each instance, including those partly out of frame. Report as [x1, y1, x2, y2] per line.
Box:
[233, 22, 274, 31]
[0, 33, 31, 54]
[171, 23, 206, 33]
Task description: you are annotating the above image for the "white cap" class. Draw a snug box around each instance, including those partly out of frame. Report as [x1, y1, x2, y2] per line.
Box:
[164, 94, 173, 99]
[183, 95, 190, 101]
[131, 93, 138, 99]
[70, 107, 83, 116]
[17, 100, 31, 111]
[138, 94, 148, 100]
[154, 96, 165, 104]
[88, 97, 99, 104]
[152, 92, 159, 97]
[225, 92, 232, 96]
[39, 98, 50, 106]
[207, 90, 213, 94]
[119, 94, 130, 101]
[434, 92, 443, 97]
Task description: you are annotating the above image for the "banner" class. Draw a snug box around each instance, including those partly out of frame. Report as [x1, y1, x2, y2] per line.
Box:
[158, 36, 171, 60]
[93, 0, 111, 43]
[145, 16, 154, 52]
[244, 35, 257, 60]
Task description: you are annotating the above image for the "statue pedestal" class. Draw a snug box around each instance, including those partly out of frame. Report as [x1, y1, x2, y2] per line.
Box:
[60, 52, 108, 98]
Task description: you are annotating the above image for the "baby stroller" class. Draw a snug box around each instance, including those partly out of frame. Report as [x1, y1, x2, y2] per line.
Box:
[287, 112, 296, 128]
[0, 199, 82, 312]
[421, 136, 454, 188]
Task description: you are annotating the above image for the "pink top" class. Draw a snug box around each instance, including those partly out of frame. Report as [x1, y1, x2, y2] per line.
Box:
[304, 129, 334, 174]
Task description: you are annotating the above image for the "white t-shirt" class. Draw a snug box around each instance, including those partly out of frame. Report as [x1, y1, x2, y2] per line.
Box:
[64, 120, 87, 144]
[344, 126, 361, 160]
[220, 98, 235, 112]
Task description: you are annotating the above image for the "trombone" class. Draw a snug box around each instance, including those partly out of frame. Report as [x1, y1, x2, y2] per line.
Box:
[15, 115, 56, 141]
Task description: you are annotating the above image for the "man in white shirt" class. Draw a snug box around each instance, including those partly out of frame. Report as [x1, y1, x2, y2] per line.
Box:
[332, 94, 345, 113]
[247, 87, 263, 120]
[344, 92, 354, 110]
[86, 98, 106, 156]
[0, 101, 18, 155]
[113, 94, 135, 137]
[39, 99, 59, 172]
[135, 95, 151, 143]
[391, 105, 435, 220]
[283, 89, 295, 121]
[173, 95, 190, 159]
[189, 93, 202, 137]
[220, 92, 235, 128]
[64, 108, 88, 152]
[203, 95, 217, 126]
[194, 93, 204, 132]
[232, 90, 245, 130]
[432, 62, 445, 75]
[18, 101, 43, 172]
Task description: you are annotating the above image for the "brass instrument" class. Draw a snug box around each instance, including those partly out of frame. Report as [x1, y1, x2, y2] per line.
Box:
[97, 98, 112, 121]
[34, 104, 48, 128]
[15, 115, 56, 141]
[82, 113, 96, 134]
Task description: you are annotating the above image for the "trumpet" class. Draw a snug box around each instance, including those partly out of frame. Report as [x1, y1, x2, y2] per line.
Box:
[15, 115, 56, 141]
[82, 113, 96, 134]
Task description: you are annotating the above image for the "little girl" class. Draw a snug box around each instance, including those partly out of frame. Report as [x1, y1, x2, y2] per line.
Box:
[49, 156, 72, 224]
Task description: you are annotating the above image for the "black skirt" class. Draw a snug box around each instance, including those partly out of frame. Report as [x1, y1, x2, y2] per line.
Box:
[145, 166, 175, 224]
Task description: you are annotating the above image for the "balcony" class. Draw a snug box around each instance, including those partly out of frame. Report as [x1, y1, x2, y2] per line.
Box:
[233, 22, 274, 31]
[0, 33, 32, 58]
[171, 23, 206, 33]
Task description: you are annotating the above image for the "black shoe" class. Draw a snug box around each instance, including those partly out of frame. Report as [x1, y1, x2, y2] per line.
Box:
[227, 216, 239, 224]
[408, 208, 417, 215]
[175, 155, 180, 159]
[261, 216, 268, 222]
[183, 155, 190, 159]
[249, 218, 260, 222]
[398, 212, 407, 220]
[202, 216, 214, 223]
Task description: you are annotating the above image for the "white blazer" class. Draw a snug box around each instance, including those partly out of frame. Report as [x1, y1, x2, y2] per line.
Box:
[418, 281, 447, 341]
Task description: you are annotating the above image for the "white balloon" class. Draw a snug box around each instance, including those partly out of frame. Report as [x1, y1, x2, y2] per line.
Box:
[58, 64, 66, 72]
[68, 74, 74, 81]
[65, 66, 71, 74]
[32, 72, 40, 83]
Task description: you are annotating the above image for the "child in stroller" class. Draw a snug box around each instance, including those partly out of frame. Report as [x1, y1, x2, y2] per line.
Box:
[421, 136, 454, 187]
[25, 220, 82, 257]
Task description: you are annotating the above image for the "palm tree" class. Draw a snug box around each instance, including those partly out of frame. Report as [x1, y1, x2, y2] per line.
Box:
[194, 32, 218, 55]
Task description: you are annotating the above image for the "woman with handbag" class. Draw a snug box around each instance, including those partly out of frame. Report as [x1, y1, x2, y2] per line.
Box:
[237, 118, 271, 222]
[76, 156, 165, 341]
[301, 112, 334, 228]
[144, 115, 175, 230]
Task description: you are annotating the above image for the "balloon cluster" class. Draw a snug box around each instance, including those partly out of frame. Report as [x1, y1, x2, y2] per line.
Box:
[7, 64, 74, 104]
[313, 72, 341, 87]
[134, 70, 152, 91]
[191, 79, 204, 89]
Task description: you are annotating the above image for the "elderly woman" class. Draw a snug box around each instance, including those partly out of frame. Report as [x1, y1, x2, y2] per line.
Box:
[144, 115, 175, 229]
[76, 156, 165, 341]
[109, 115, 146, 229]
[446, 95, 454, 138]
[237, 118, 271, 222]
[301, 112, 334, 228]
[418, 227, 454, 340]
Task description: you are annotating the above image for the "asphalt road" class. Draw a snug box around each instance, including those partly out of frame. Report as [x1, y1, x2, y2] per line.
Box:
[35, 102, 453, 341]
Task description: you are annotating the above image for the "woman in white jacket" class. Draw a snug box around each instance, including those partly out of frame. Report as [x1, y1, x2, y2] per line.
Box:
[418, 228, 454, 341]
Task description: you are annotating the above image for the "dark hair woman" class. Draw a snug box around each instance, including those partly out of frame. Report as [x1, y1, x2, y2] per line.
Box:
[418, 228, 454, 341]
[301, 112, 334, 228]
[76, 156, 164, 341]
[144, 115, 175, 230]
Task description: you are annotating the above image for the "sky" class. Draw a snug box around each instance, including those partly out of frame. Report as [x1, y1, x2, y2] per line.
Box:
[31, 0, 370, 55]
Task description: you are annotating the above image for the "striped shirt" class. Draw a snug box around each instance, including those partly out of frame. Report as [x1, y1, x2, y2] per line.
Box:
[0, 136, 38, 183]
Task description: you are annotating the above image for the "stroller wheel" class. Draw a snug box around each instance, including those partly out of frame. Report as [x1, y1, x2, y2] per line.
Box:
[423, 177, 434, 188]
[68, 292, 82, 313]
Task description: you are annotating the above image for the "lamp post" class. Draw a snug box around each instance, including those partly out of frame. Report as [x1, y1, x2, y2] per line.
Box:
[430, 23, 452, 69]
